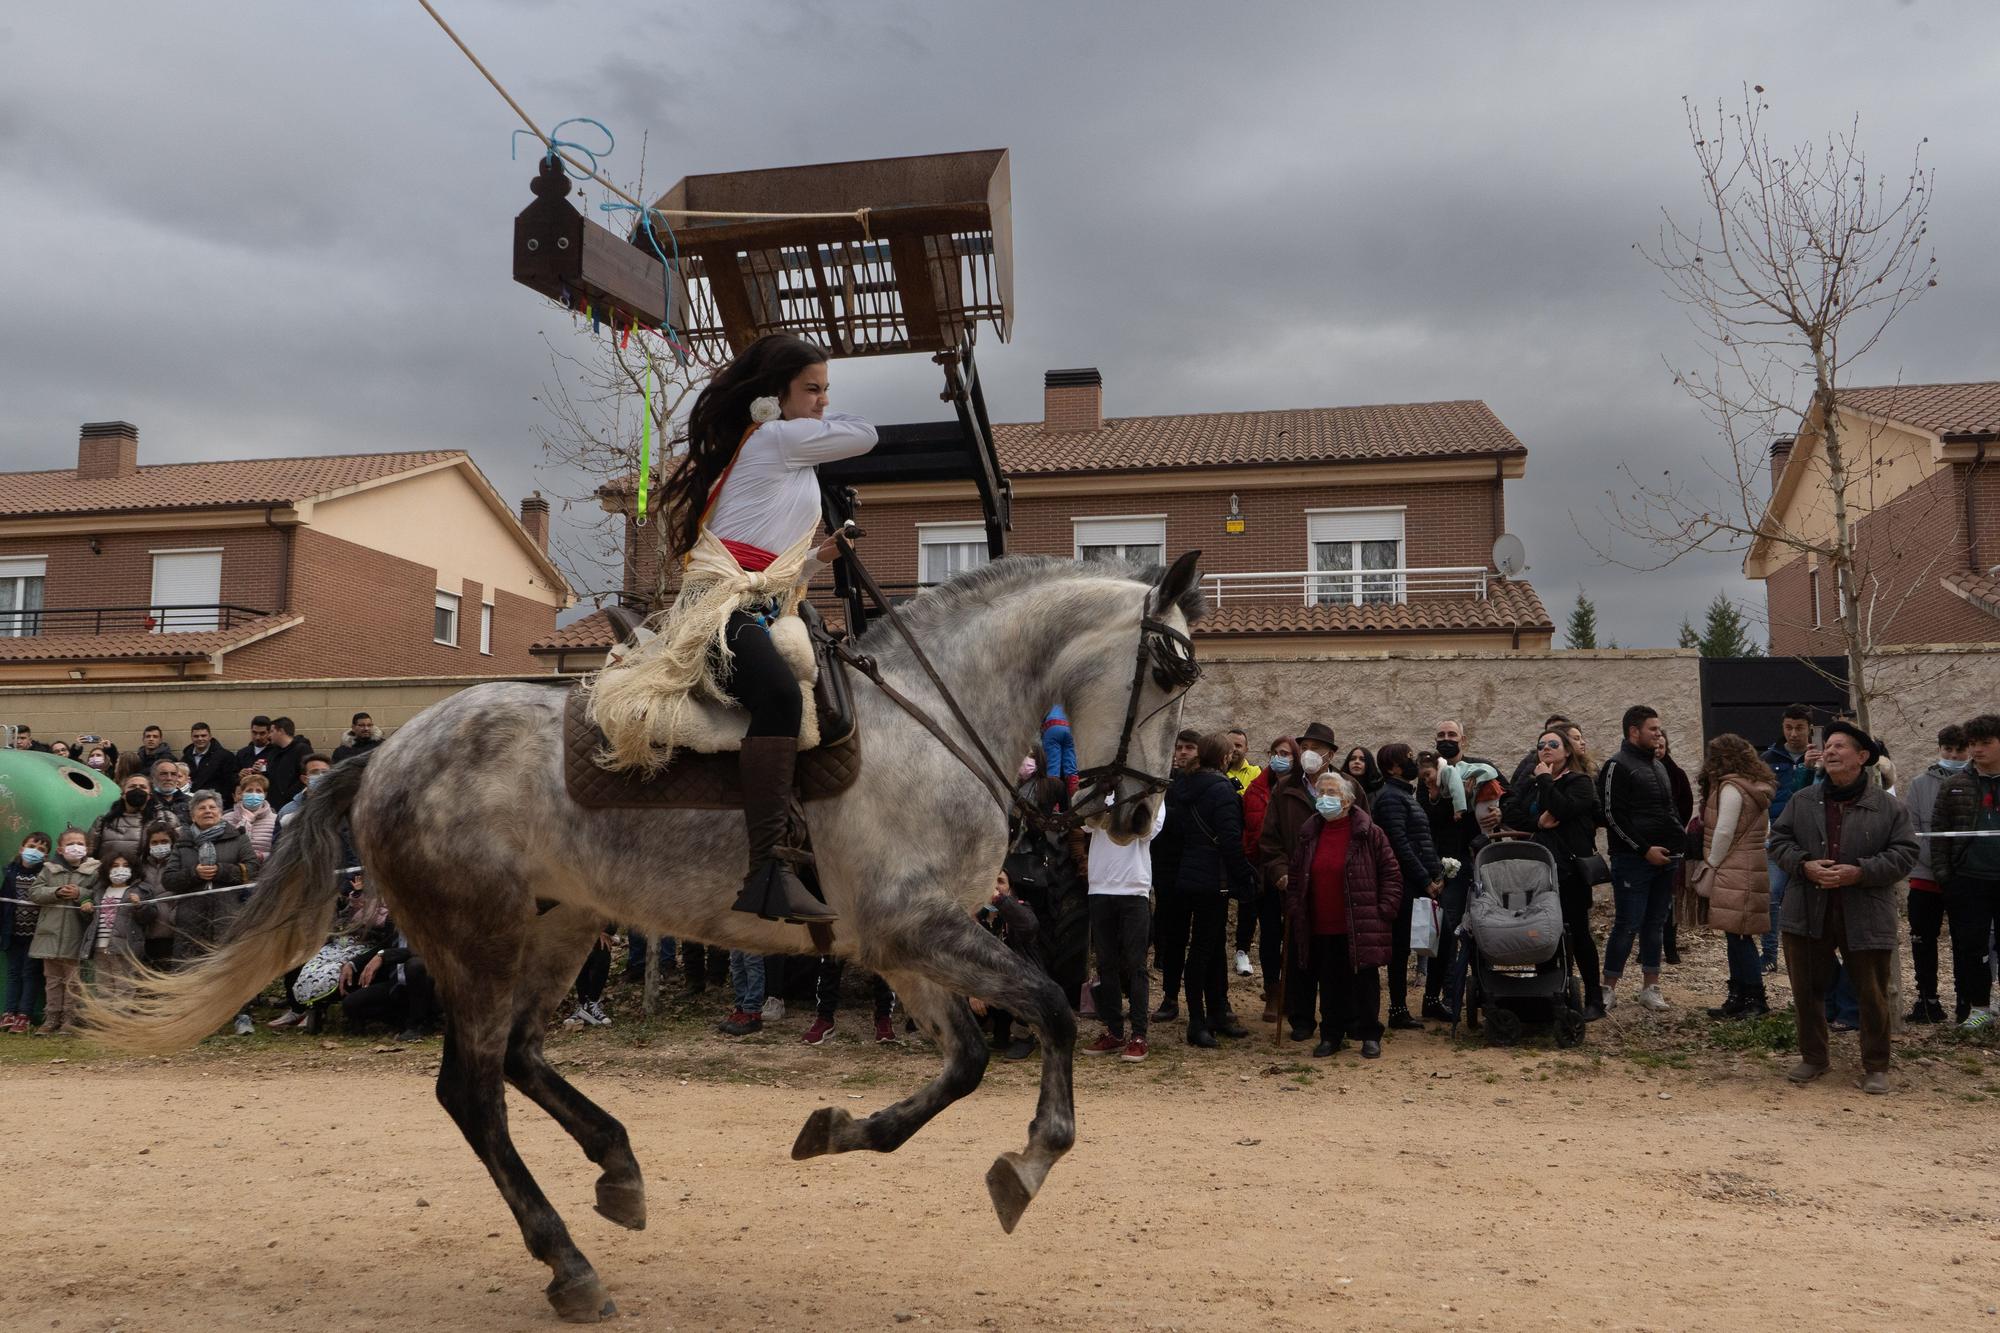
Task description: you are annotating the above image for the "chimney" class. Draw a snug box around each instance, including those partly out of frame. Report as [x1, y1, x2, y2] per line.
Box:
[1769, 437, 1794, 496]
[1043, 368, 1104, 433]
[519, 491, 550, 552]
[77, 421, 139, 480]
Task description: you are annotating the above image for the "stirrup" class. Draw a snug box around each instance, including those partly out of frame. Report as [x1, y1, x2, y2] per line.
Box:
[733, 859, 838, 924]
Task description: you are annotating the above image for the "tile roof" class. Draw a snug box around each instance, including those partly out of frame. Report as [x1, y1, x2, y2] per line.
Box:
[0, 452, 465, 517]
[1195, 579, 1552, 637]
[1942, 571, 2000, 621]
[532, 610, 619, 654]
[0, 614, 300, 664]
[1840, 382, 2000, 438]
[992, 400, 1526, 475]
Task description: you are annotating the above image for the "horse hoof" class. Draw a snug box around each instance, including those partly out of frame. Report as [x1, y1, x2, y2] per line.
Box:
[593, 1178, 647, 1231]
[791, 1105, 854, 1160]
[985, 1151, 1039, 1234]
[546, 1273, 616, 1324]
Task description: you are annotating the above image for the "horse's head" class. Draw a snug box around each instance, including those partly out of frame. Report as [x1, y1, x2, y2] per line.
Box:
[1067, 550, 1204, 844]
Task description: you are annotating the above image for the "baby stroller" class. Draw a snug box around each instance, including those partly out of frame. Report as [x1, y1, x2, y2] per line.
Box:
[1458, 840, 1585, 1048]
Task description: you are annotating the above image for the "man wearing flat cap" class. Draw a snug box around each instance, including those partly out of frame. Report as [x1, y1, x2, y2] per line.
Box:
[1768, 720, 1919, 1094]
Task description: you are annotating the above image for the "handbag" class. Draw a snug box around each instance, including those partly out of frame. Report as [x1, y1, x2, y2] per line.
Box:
[1574, 853, 1612, 887]
[1410, 895, 1442, 956]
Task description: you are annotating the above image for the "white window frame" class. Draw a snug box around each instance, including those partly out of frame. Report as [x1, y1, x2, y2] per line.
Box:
[915, 521, 991, 587]
[0, 556, 46, 638]
[1072, 514, 1166, 565]
[479, 600, 494, 655]
[1305, 507, 1406, 606]
[434, 589, 460, 647]
[148, 547, 225, 631]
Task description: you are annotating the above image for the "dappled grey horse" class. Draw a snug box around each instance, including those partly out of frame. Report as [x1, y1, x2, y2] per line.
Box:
[87, 552, 1205, 1323]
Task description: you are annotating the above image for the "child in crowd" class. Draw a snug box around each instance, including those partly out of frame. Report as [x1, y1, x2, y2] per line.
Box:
[27, 828, 98, 1035]
[138, 822, 179, 968]
[2, 833, 52, 1032]
[90, 853, 154, 1000]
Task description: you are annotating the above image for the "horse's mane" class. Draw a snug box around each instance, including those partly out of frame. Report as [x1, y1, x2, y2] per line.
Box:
[859, 554, 1203, 647]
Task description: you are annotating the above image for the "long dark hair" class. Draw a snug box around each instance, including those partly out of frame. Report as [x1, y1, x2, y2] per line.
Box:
[662, 333, 829, 558]
[1698, 733, 1775, 805]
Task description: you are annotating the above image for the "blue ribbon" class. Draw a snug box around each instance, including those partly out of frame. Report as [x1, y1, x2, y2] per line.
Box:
[511, 116, 615, 181]
[598, 199, 690, 365]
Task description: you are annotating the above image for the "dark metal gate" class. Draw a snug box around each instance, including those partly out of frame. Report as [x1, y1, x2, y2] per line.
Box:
[1698, 656, 1849, 747]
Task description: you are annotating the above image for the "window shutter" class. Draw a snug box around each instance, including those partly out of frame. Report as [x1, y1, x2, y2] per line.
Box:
[150, 551, 223, 631]
[1307, 509, 1405, 544]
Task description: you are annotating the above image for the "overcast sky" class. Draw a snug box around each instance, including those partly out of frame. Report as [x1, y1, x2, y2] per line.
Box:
[3, 2, 1994, 645]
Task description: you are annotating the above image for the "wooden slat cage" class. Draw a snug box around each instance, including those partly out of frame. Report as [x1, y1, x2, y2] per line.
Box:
[650, 149, 1013, 360]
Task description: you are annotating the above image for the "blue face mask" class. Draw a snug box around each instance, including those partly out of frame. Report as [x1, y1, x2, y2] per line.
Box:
[19, 848, 45, 867]
[1939, 758, 1968, 772]
[1315, 795, 1342, 818]
[242, 792, 266, 809]
[1269, 755, 1292, 774]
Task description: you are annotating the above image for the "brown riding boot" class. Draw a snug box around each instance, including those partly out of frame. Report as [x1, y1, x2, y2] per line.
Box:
[731, 736, 837, 924]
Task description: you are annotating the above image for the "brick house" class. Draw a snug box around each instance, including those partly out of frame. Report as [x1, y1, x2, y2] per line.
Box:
[0, 422, 570, 682]
[555, 369, 1552, 668]
[1746, 381, 2000, 655]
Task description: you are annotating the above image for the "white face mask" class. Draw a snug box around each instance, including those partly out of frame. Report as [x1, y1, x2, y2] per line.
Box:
[109, 867, 132, 885]
[1299, 749, 1325, 775]
[148, 844, 171, 860]
[61, 844, 86, 863]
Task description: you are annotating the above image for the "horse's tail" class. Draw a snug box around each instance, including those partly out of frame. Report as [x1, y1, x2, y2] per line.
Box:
[82, 752, 372, 1054]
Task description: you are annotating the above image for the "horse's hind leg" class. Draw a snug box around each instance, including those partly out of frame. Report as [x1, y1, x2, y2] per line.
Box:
[502, 906, 646, 1230]
[791, 971, 988, 1158]
[436, 1007, 614, 1323]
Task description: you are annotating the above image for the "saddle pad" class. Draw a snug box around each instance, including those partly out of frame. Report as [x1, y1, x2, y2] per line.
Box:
[564, 687, 862, 810]
[623, 614, 819, 754]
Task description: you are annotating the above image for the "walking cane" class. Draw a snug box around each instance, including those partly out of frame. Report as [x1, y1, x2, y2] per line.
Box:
[1273, 901, 1289, 1048]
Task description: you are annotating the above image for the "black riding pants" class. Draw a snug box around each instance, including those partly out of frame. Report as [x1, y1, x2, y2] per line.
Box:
[1907, 887, 1948, 1004]
[720, 610, 803, 738]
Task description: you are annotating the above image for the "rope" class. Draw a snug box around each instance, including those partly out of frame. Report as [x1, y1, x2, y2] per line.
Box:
[2, 865, 365, 912]
[415, 0, 878, 227]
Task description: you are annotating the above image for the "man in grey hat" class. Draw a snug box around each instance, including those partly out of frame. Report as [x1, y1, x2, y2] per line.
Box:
[1768, 720, 1919, 1094]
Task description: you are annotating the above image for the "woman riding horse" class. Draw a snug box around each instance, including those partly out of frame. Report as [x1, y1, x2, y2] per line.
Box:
[611, 333, 877, 925]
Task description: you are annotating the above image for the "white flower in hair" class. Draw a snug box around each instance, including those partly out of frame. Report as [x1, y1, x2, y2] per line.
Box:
[749, 396, 782, 424]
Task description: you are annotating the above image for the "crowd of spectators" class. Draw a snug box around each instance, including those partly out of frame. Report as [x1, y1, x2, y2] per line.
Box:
[4, 703, 1996, 1100]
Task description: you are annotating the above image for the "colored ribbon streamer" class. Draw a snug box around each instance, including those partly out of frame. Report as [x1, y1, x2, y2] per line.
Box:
[637, 358, 653, 527]
[511, 116, 615, 180]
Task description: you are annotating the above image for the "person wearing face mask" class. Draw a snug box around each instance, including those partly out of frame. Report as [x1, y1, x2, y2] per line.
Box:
[1420, 719, 1497, 1020]
[225, 773, 278, 862]
[1259, 723, 1337, 1023]
[1283, 771, 1402, 1058]
[88, 854, 155, 999]
[136, 822, 179, 969]
[1236, 736, 1297, 1018]
[1931, 713, 2000, 1030]
[1, 833, 53, 1033]
[1900, 723, 1967, 1023]
[89, 775, 154, 867]
[1370, 743, 1445, 1032]
[80, 744, 111, 772]
[26, 829, 99, 1035]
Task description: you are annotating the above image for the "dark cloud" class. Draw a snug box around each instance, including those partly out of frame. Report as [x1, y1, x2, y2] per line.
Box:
[2, 1, 1994, 647]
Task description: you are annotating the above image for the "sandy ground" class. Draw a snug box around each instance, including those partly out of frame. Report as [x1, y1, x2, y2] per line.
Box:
[6, 978, 2000, 1333]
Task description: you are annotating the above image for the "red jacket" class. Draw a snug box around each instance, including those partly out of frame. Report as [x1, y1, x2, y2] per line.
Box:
[1284, 805, 1402, 970]
[1242, 769, 1275, 866]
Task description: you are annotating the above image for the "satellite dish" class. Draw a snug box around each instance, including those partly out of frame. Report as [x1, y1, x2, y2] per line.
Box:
[1492, 533, 1527, 578]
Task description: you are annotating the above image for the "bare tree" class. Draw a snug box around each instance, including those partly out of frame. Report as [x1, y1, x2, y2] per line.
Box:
[1597, 86, 1937, 729]
[535, 327, 708, 615]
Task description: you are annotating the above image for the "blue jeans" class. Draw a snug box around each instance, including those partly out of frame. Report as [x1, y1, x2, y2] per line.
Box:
[1604, 852, 1676, 980]
[1725, 932, 1762, 990]
[1761, 857, 1787, 963]
[729, 949, 766, 1015]
[3, 937, 42, 1017]
[1041, 724, 1078, 781]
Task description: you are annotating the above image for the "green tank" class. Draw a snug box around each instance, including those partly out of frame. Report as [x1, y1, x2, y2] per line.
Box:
[0, 749, 122, 850]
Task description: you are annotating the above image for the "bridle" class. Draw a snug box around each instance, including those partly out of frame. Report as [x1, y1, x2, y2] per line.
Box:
[830, 547, 1201, 836]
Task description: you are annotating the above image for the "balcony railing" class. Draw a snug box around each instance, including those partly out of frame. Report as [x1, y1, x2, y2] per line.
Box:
[1201, 567, 1489, 609]
[0, 604, 274, 638]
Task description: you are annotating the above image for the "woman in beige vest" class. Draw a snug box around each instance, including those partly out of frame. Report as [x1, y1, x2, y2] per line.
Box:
[1691, 734, 1777, 1019]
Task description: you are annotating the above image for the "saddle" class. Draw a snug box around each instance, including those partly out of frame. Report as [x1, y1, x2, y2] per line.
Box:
[563, 603, 862, 810]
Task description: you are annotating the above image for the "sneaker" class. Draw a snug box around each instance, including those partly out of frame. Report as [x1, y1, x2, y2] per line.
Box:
[1233, 950, 1253, 977]
[581, 1000, 612, 1027]
[801, 1018, 836, 1046]
[1761, 957, 1780, 975]
[1421, 999, 1453, 1023]
[761, 997, 786, 1022]
[1637, 985, 1669, 1013]
[874, 1016, 897, 1045]
[717, 1010, 764, 1037]
[563, 1006, 591, 1028]
[1960, 1009, 1995, 1032]
[1120, 1036, 1149, 1062]
[232, 1012, 255, 1036]
[266, 1009, 305, 1030]
[1387, 1007, 1423, 1031]
[1082, 1032, 1124, 1056]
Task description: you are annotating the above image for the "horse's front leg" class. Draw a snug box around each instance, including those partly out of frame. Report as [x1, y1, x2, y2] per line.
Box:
[791, 971, 987, 1158]
[984, 956, 1077, 1233]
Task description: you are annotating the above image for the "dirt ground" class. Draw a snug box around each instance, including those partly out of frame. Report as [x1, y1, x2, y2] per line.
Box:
[5, 932, 2000, 1333]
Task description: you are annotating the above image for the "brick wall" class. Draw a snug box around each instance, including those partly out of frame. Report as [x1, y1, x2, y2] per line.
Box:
[1765, 460, 1996, 655]
[0, 525, 287, 622]
[224, 527, 553, 679]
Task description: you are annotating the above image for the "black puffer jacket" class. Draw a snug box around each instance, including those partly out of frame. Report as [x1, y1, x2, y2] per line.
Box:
[1372, 776, 1442, 890]
[1502, 768, 1601, 886]
[1160, 768, 1255, 899]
